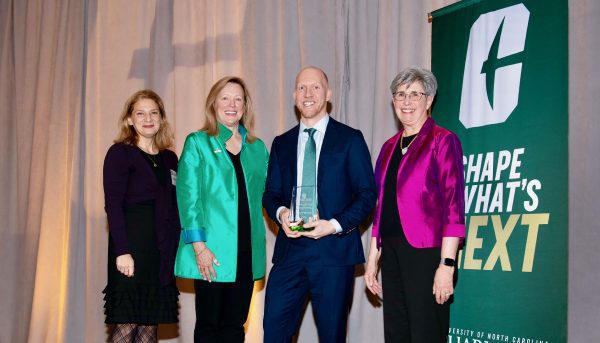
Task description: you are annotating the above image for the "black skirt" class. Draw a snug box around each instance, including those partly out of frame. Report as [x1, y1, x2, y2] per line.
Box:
[103, 201, 179, 324]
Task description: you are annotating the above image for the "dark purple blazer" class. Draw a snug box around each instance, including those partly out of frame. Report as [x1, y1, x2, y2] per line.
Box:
[103, 143, 181, 285]
[372, 117, 465, 249]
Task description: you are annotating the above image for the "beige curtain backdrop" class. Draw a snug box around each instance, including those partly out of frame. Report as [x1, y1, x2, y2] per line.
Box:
[0, 0, 596, 342]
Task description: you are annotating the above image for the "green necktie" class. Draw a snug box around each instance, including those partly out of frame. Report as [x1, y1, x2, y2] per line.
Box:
[302, 128, 317, 187]
[300, 128, 317, 220]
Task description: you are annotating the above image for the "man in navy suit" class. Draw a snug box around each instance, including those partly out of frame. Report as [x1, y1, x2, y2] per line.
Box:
[262, 66, 377, 342]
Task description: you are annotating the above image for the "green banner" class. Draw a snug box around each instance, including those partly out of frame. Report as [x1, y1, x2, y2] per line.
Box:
[431, 0, 567, 342]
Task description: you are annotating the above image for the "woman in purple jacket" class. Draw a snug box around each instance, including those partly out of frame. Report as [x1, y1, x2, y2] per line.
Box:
[103, 90, 180, 342]
[364, 67, 465, 342]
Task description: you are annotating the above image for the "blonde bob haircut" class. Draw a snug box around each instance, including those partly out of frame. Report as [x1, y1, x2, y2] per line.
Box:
[114, 89, 174, 150]
[201, 76, 257, 143]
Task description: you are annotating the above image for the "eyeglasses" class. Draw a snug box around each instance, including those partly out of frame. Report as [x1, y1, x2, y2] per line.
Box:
[393, 91, 427, 102]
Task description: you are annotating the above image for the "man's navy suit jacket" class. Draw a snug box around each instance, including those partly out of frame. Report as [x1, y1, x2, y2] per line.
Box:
[263, 118, 377, 266]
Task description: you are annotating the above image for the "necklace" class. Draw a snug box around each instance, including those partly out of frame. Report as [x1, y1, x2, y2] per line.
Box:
[146, 153, 158, 168]
[400, 132, 417, 155]
[138, 145, 159, 167]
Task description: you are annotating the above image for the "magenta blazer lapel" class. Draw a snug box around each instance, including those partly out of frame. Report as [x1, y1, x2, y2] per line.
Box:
[372, 117, 465, 248]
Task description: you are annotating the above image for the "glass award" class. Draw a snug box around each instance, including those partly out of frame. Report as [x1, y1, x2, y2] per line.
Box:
[289, 185, 318, 232]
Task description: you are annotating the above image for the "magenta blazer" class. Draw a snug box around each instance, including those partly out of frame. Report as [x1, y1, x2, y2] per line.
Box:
[372, 117, 465, 248]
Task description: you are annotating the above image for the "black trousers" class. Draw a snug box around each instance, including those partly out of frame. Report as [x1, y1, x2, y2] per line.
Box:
[381, 237, 452, 343]
[194, 252, 254, 343]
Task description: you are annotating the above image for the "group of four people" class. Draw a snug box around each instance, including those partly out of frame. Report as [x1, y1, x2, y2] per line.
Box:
[102, 65, 465, 343]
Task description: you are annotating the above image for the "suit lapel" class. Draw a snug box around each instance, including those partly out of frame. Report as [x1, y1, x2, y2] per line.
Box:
[284, 125, 300, 186]
[318, 118, 340, 185]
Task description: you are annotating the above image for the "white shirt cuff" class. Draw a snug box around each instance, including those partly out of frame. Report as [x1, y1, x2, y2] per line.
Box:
[276, 206, 287, 224]
[330, 219, 342, 233]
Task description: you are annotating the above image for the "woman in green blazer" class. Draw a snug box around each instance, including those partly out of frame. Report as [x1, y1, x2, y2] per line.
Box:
[174, 76, 268, 342]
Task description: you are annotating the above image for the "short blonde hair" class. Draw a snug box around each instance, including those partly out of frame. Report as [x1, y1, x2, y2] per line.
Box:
[114, 89, 174, 150]
[201, 76, 257, 143]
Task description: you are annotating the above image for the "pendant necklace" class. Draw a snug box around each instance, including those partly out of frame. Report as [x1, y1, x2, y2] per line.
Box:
[146, 153, 158, 168]
[139, 144, 158, 167]
[400, 132, 417, 155]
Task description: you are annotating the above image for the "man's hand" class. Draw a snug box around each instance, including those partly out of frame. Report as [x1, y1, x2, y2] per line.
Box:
[279, 208, 301, 238]
[298, 219, 336, 239]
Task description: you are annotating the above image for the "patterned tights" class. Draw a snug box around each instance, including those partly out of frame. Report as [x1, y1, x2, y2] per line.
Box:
[110, 323, 158, 343]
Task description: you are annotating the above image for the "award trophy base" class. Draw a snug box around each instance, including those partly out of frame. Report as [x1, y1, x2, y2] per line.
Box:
[289, 186, 317, 232]
[290, 221, 314, 232]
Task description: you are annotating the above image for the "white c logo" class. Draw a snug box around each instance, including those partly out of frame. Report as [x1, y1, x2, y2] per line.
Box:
[459, 4, 530, 129]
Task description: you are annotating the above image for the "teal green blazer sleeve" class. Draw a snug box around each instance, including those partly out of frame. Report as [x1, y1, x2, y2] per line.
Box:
[177, 133, 207, 243]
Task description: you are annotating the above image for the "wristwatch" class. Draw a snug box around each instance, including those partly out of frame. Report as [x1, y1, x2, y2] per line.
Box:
[440, 257, 456, 267]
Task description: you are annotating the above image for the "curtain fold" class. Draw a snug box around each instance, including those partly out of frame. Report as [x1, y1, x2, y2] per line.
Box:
[0, 0, 85, 341]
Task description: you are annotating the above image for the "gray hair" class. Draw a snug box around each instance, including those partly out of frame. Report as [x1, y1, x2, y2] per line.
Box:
[390, 66, 438, 97]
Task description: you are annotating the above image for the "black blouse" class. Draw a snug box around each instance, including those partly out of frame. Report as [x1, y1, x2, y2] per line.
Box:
[227, 150, 252, 253]
[379, 134, 416, 238]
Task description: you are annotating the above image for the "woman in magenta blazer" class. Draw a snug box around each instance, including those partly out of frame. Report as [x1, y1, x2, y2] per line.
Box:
[364, 67, 465, 342]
